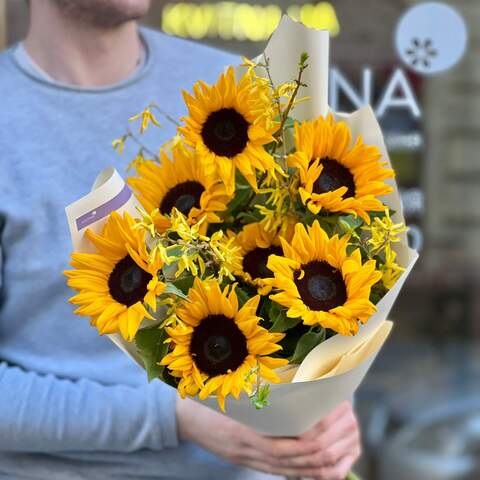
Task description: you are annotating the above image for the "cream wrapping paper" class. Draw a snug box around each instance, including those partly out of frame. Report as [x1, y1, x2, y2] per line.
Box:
[260, 15, 330, 119]
[66, 168, 146, 367]
[65, 15, 418, 437]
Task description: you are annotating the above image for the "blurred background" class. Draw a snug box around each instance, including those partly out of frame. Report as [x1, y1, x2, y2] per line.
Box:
[2, 0, 479, 478]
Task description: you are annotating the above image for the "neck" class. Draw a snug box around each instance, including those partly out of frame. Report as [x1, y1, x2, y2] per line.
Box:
[24, 6, 142, 87]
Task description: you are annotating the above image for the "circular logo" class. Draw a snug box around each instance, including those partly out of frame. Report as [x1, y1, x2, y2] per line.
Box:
[395, 2, 468, 76]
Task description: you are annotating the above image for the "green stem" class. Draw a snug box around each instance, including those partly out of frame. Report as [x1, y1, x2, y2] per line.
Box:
[276, 61, 307, 135]
[262, 54, 282, 118]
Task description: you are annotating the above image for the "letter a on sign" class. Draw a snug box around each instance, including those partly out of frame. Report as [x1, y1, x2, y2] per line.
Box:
[376, 68, 421, 118]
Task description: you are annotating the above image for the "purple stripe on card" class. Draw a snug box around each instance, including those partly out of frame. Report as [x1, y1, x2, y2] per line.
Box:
[75, 183, 132, 231]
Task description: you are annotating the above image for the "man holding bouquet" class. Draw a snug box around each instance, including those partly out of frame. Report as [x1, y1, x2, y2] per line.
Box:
[0, 0, 361, 478]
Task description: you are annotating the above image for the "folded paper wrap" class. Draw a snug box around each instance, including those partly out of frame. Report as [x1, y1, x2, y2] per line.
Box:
[66, 168, 147, 367]
[65, 16, 418, 436]
[261, 15, 330, 119]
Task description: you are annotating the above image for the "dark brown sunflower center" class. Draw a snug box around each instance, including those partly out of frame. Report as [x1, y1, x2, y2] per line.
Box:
[160, 181, 205, 216]
[201, 108, 249, 158]
[242, 246, 283, 281]
[108, 255, 152, 307]
[294, 261, 347, 312]
[190, 314, 248, 376]
[313, 157, 356, 198]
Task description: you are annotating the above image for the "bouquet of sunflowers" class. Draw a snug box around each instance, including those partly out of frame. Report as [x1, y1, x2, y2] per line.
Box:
[65, 17, 417, 435]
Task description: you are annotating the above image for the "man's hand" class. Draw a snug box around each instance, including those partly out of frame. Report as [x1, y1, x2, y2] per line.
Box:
[176, 398, 361, 479]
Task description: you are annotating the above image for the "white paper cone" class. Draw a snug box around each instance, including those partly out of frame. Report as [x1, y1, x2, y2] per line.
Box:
[65, 168, 146, 367]
[252, 15, 329, 120]
[65, 167, 141, 253]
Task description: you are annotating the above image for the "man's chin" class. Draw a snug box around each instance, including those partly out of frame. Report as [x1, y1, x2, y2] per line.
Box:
[51, 0, 152, 28]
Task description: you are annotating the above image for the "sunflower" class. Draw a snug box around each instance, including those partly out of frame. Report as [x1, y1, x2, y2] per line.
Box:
[232, 222, 290, 295]
[160, 278, 287, 410]
[178, 66, 278, 194]
[128, 143, 231, 233]
[267, 221, 382, 336]
[65, 212, 165, 341]
[289, 114, 394, 223]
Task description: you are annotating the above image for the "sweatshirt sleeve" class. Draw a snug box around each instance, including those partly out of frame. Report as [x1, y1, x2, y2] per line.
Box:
[0, 199, 179, 453]
[0, 361, 179, 453]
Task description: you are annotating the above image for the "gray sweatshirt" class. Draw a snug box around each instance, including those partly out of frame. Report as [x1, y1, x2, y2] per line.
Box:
[0, 27, 278, 480]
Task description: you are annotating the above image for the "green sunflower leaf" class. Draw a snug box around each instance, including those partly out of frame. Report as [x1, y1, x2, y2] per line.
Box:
[269, 302, 301, 333]
[369, 209, 392, 221]
[164, 283, 189, 301]
[257, 298, 273, 329]
[338, 214, 364, 233]
[236, 210, 263, 224]
[271, 315, 302, 333]
[172, 276, 194, 296]
[134, 326, 170, 382]
[235, 170, 250, 188]
[318, 219, 334, 237]
[289, 329, 326, 364]
[235, 286, 251, 308]
[300, 210, 317, 227]
[319, 213, 341, 225]
[227, 187, 252, 217]
[370, 283, 387, 305]
[165, 245, 184, 258]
